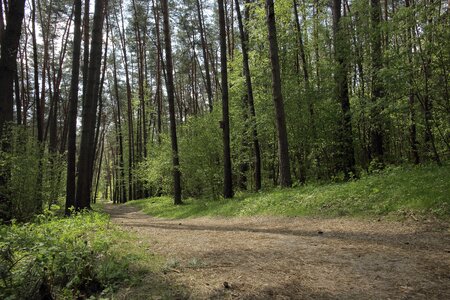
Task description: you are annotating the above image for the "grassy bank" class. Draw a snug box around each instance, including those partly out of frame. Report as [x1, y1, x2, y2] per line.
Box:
[0, 211, 185, 299]
[128, 164, 450, 220]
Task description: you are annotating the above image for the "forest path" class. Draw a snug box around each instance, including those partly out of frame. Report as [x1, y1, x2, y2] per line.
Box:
[103, 203, 450, 299]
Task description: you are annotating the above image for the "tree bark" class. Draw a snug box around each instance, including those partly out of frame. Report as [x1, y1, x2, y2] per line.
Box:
[370, 0, 384, 162]
[162, 0, 182, 204]
[116, 0, 135, 200]
[31, 0, 43, 142]
[332, 0, 355, 178]
[219, 0, 234, 198]
[265, 0, 291, 187]
[75, 0, 106, 210]
[65, 0, 83, 214]
[405, 0, 420, 165]
[196, 0, 214, 112]
[0, 0, 25, 223]
[235, 0, 261, 191]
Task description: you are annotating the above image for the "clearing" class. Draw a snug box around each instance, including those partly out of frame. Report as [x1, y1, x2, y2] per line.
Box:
[104, 204, 450, 299]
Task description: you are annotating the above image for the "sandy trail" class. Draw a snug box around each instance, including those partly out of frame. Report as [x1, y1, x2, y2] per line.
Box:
[103, 204, 450, 299]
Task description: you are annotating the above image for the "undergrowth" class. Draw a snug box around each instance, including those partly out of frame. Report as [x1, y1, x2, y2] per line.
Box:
[127, 164, 450, 220]
[0, 211, 137, 299]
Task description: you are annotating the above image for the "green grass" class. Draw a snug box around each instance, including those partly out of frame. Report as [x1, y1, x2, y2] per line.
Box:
[0, 210, 186, 299]
[127, 164, 450, 220]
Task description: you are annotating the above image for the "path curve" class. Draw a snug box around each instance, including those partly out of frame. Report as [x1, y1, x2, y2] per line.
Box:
[104, 204, 450, 299]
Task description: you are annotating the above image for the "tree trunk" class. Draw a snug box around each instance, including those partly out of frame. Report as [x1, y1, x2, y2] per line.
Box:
[235, 0, 261, 191]
[116, 0, 135, 200]
[405, 0, 420, 165]
[162, 0, 182, 204]
[82, 0, 90, 103]
[65, 0, 82, 214]
[0, 0, 25, 223]
[265, 0, 292, 187]
[75, 0, 106, 210]
[196, 0, 214, 112]
[31, 0, 43, 142]
[218, 0, 234, 198]
[370, 0, 384, 162]
[332, 0, 355, 178]
[111, 30, 127, 203]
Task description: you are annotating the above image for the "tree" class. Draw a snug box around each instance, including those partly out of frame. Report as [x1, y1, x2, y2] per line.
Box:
[0, 0, 26, 222]
[162, 0, 182, 205]
[235, 0, 261, 191]
[219, 0, 233, 198]
[370, 0, 384, 162]
[332, 0, 355, 178]
[65, 0, 83, 215]
[0, 0, 25, 136]
[265, 0, 291, 187]
[75, 0, 107, 209]
[196, 0, 214, 112]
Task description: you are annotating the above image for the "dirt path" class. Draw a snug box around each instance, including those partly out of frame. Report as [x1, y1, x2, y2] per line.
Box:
[103, 204, 450, 299]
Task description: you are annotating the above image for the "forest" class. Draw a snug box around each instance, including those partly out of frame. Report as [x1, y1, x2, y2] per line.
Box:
[0, 0, 449, 298]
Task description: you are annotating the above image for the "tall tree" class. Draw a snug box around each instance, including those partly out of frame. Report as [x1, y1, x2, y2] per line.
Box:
[65, 0, 83, 214]
[235, 0, 261, 191]
[0, 0, 26, 223]
[31, 0, 43, 143]
[162, 0, 182, 204]
[219, 0, 234, 198]
[0, 0, 25, 136]
[114, 0, 135, 200]
[370, 0, 384, 162]
[265, 0, 292, 187]
[75, 0, 106, 209]
[196, 0, 214, 112]
[405, 0, 419, 165]
[332, 0, 355, 178]
[111, 30, 126, 203]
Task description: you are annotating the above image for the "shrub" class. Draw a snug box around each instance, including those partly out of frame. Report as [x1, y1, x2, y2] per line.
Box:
[0, 211, 127, 299]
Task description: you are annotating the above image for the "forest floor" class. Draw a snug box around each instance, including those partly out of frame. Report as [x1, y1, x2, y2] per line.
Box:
[103, 203, 450, 299]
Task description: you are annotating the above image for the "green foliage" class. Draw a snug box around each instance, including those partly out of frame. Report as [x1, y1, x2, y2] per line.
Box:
[128, 164, 450, 220]
[0, 126, 66, 221]
[0, 211, 130, 299]
[136, 110, 224, 198]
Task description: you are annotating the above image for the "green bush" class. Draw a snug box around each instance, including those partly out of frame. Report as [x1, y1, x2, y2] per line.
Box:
[0, 126, 66, 222]
[0, 211, 128, 299]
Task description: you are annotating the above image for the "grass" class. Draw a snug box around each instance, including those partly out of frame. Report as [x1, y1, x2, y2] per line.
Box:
[0, 210, 187, 299]
[127, 164, 450, 220]
[106, 229, 188, 299]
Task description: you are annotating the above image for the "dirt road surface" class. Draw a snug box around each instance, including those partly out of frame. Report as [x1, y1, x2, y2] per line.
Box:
[104, 204, 450, 299]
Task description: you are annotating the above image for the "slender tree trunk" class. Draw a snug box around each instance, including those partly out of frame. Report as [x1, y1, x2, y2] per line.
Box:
[235, 0, 261, 191]
[196, 0, 214, 112]
[265, 0, 291, 187]
[93, 124, 105, 203]
[152, 0, 163, 144]
[82, 0, 90, 103]
[75, 0, 106, 210]
[162, 0, 182, 204]
[31, 0, 43, 142]
[332, 0, 355, 178]
[218, 0, 234, 198]
[116, 0, 135, 200]
[110, 28, 127, 203]
[293, 0, 312, 184]
[420, 0, 441, 165]
[65, 0, 83, 214]
[370, 0, 384, 162]
[405, 0, 420, 165]
[0, 0, 4, 45]
[14, 67, 21, 125]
